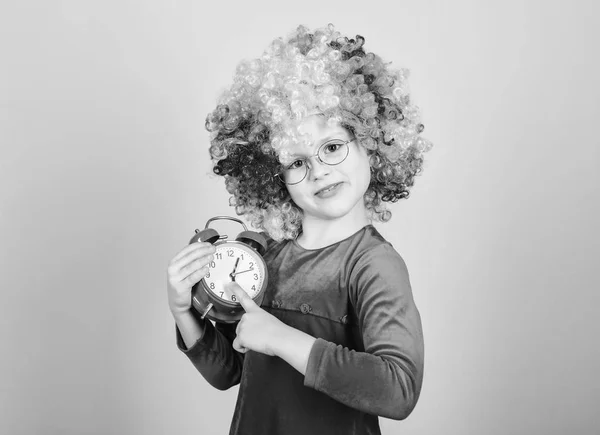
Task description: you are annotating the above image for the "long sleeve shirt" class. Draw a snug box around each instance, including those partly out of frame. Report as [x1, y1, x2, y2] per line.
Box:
[176, 225, 424, 435]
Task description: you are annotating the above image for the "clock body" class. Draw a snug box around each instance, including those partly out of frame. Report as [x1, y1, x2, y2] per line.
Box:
[191, 240, 268, 323]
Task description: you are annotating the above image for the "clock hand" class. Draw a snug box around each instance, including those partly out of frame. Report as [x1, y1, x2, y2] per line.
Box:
[230, 257, 241, 282]
[230, 268, 254, 277]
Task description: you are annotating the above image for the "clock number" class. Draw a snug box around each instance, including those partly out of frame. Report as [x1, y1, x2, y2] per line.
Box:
[240, 254, 244, 260]
[253, 273, 258, 280]
[209, 261, 215, 268]
[231, 294, 237, 302]
[205, 271, 210, 278]
[220, 291, 224, 297]
[216, 253, 222, 260]
[251, 285, 256, 291]
[227, 250, 234, 257]
[210, 282, 215, 290]
[249, 262, 254, 267]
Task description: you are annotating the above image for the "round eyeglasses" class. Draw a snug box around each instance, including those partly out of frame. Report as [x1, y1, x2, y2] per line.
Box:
[276, 139, 352, 185]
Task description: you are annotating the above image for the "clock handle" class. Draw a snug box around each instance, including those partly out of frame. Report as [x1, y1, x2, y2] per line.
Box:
[204, 216, 248, 231]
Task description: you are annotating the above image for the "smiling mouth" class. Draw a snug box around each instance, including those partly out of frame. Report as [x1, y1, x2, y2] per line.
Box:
[315, 182, 342, 196]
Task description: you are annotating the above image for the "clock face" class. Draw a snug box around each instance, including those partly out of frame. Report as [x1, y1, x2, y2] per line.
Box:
[202, 242, 266, 304]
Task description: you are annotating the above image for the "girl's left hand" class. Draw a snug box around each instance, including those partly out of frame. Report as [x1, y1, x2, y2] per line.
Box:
[227, 282, 289, 356]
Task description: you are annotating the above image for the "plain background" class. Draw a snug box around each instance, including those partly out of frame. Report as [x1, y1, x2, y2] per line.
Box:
[1, 1, 599, 434]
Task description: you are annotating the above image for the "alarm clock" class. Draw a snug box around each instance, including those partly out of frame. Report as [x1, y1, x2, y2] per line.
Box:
[189, 216, 269, 323]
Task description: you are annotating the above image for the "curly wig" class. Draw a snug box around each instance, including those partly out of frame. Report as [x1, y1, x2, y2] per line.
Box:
[206, 24, 432, 241]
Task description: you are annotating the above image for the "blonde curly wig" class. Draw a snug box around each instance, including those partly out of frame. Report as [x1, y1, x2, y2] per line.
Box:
[205, 24, 432, 241]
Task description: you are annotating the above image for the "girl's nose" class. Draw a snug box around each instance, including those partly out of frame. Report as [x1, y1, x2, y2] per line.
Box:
[307, 156, 331, 180]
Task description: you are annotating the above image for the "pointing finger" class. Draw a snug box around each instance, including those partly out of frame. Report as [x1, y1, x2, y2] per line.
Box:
[226, 282, 259, 312]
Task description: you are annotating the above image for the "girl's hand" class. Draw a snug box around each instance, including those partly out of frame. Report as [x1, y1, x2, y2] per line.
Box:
[167, 242, 216, 317]
[228, 283, 289, 356]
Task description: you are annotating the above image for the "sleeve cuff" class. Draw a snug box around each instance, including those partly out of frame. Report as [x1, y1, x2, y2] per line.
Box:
[303, 338, 330, 389]
[175, 318, 213, 356]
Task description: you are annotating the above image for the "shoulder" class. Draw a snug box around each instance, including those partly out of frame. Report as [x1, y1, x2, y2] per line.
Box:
[259, 230, 281, 252]
[350, 226, 408, 273]
[347, 226, 411, 298]
[259, 231, 294, 263]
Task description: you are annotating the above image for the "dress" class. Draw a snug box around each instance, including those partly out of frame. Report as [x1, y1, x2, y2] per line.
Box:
[176, 225, 424, 435]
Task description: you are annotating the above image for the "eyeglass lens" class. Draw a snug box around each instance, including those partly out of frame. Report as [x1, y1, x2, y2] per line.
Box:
[282, 140, 350, 185]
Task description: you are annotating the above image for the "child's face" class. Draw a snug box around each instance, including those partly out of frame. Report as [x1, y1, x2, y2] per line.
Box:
[280, 115, 371, 223]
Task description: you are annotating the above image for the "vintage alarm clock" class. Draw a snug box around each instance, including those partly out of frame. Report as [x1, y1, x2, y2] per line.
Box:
[189, 216, 269, 323]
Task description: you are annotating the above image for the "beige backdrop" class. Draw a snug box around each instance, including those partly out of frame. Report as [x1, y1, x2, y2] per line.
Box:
[1, 1, 599, 434]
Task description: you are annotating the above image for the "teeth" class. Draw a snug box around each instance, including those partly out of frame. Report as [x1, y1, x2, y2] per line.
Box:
[318, 184, 338, 194]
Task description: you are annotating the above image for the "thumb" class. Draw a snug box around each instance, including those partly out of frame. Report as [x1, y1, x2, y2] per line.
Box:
[226, 282, 260, 312]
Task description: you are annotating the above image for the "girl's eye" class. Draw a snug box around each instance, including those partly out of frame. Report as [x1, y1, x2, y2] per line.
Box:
[323, 142, 343, 153]
[287, 159, 305, 170]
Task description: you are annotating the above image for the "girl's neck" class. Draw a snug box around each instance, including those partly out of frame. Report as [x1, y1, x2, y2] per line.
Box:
[296, 211, 371, 250]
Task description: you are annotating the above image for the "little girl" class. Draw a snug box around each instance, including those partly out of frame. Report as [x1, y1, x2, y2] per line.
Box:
[167, 24, 432, 435]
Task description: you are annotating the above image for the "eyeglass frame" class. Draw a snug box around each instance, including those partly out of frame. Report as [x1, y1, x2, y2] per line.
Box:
[274, 138, 354, 185]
